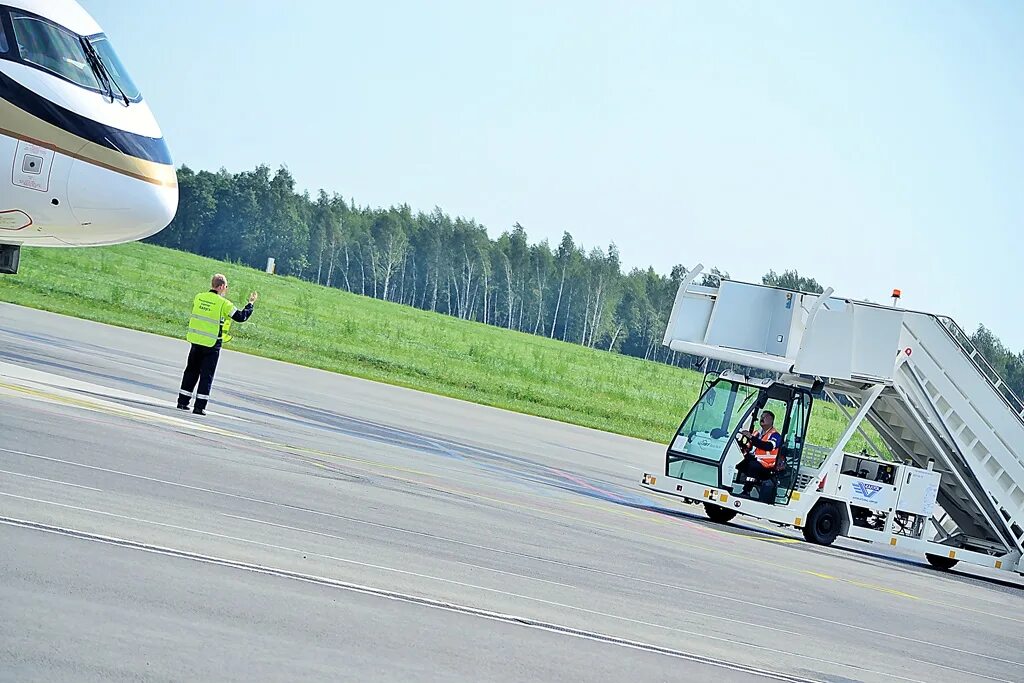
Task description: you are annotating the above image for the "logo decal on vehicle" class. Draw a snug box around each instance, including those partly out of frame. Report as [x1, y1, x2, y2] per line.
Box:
[852, 481, 882, 499]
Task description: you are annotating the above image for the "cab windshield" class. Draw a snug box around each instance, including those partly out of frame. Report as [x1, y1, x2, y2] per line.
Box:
[670, 379, 758, 462]
[10, 10, 100, 90]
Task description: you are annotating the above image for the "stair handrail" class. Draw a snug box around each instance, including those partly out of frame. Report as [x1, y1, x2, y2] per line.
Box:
[933, 315, 1024, 428]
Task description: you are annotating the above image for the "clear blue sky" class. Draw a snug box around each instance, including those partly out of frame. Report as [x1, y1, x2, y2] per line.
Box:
[84, 1, 1024, 350]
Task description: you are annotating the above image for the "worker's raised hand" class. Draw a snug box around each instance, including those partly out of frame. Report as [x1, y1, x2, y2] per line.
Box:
[248, 291, 258, 304]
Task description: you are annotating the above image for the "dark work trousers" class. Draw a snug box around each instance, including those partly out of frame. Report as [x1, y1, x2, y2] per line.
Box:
[178, 343, 221, 412]
[736, 456, 775, 493]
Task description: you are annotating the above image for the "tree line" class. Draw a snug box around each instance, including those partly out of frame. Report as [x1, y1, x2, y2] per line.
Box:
[149, 164, 1024, 398]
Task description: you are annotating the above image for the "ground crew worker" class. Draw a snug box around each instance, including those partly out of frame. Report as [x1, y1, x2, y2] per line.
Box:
[735, 410, 782, 496]
[177, 273, 257, 415]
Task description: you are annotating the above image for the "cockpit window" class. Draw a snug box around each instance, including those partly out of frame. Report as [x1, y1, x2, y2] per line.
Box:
[11, 11, 100, 90]
[0, 24, 8, 53]
[88, 35, 141, 101]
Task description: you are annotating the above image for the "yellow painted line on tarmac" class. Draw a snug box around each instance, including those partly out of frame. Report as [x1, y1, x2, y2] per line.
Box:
[800, 573, 919, 599]
[843, 580, 918, 599]
[0, 379, 440, 480]
[599, 502, 928, 600]
[147, 453, 1017, 617]
[1, 381, 723, 554]
[7, 376, 996, 615]
[2, 378, 926, 604]
[566, 499, 825, 570]
[411, 481, 933, 606]
[2, 372, 785, 576]
[805, 571, 836, 580]
[0, 381, 240, 438]
[569, 497, 796, 545]
[458, 489, 887, 602]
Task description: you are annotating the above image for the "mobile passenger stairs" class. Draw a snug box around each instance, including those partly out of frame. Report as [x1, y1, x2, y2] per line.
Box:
[640, 266, 1024, 576]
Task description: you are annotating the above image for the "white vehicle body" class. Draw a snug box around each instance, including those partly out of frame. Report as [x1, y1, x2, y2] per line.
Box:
[642, 266, 1024, 575]
[0, 0, 176, 271]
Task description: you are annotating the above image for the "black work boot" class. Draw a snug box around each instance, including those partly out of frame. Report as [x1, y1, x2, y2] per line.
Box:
[177, 391, 192, 410]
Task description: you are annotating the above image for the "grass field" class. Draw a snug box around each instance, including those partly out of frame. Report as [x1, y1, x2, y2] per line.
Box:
[0, 242, 872, 451]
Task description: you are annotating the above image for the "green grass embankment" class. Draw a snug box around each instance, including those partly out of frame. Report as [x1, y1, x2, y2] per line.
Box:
[0, 242, 871, 450]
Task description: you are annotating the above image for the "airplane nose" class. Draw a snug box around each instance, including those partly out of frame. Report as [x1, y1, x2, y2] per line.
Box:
[139, 178, 179, 239]
[67, 158, 178, 244]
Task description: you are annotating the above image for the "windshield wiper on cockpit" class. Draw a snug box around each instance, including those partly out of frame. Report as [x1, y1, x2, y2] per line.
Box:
[79, 36, 129, 106]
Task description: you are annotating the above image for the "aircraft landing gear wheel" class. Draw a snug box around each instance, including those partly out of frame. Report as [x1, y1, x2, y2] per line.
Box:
[925, 553, 959, 570]
[704, 502, 737, 524]
[802, 501, 842, 545]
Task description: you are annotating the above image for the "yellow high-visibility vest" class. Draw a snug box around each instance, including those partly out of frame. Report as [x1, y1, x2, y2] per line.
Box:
[186, 292, 235, 347]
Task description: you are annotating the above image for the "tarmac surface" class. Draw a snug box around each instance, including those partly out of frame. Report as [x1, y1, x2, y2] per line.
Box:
[1, 302, 1022, 683]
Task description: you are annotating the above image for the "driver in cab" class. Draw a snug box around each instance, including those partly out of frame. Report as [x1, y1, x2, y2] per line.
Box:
[735, 410, 782, 496]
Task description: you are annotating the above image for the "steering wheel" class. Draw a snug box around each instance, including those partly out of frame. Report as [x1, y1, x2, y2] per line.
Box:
[734, 431, 753, 452]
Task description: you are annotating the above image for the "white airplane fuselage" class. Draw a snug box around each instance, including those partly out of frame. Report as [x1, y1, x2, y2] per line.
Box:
[0, 0, 177, 250]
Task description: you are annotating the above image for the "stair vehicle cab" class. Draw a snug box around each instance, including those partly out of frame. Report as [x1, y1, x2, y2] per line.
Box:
[665, 373, 811, 512]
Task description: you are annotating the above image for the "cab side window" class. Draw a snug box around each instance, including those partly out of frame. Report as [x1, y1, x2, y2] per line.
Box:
[785, 394, 807, 451]
[763, 398, 789, 440]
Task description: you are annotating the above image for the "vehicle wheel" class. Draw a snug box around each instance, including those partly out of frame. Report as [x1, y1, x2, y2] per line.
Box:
[925, 553, 959, 570]
[802, 501, 842, 545]
[704, 502, 737, 524]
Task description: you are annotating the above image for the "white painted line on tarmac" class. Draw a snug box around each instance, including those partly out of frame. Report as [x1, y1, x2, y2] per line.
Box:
[0, 447, 807, 638]
[0, 468, 102, 492]
[0, 360, 246, 421]
[0, 492, 801, 641]
[2, 493, 1011, 683]
[222, 513, 577, 589]
[0, 377, 243, 436]
[0, 361, 155, 404]
[0, 515, 820, 683]
[216, 513, 790, 632]
[3, 445, 1022, 670]
[0, 447, 275, 506]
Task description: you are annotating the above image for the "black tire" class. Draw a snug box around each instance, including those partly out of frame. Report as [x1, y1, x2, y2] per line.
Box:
[704, 502, 737, 524]
[802, 501, 843, 545]
[925, 553, 959, 570]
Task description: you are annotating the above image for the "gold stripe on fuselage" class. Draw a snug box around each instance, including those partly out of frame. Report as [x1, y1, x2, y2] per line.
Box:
[0, 97, 176, 188]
